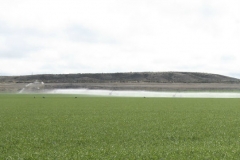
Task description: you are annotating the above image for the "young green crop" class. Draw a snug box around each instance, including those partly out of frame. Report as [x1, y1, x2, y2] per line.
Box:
[1, 94, 240, 159]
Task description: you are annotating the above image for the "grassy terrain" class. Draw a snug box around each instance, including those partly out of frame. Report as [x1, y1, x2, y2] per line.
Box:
[1, 94, 240, 159]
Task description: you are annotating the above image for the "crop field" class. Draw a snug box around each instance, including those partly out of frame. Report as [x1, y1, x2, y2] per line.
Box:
[1, 94, 240, 159]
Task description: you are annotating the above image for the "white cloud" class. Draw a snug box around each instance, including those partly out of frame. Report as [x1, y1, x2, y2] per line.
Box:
[0, 0, 239, 78]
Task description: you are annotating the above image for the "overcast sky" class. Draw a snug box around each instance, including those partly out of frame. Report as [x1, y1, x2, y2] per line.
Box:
[0, 0, 239, 78]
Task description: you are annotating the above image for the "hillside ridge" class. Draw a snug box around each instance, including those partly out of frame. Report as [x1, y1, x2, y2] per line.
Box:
[0, 72, 239, 83]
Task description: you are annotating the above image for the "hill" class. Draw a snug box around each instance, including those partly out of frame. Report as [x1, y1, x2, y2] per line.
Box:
[0, 72, 239, 83]
[1, 72, 240, 92]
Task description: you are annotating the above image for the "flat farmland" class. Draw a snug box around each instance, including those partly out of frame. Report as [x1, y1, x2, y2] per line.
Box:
[1, 94, 240, 159]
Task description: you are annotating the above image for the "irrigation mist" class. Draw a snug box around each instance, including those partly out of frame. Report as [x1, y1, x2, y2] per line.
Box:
[47, 89, 240, 98]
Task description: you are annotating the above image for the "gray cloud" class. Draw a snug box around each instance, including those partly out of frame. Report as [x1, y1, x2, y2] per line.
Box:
[66, 25, 98, 42]
[65, 25, 117, 44]
[0, 22, 49, 59]
[40, 62, 92, 74]
[233, 74, 240, 79]
[220, 55, 235, 62]
[200, 3, 216, 18]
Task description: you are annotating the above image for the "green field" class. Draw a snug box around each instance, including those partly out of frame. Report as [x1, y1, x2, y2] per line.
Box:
[1, 94, 240, 159]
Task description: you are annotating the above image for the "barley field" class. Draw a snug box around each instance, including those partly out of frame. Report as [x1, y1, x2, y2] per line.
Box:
[1, 94, 240, 159]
